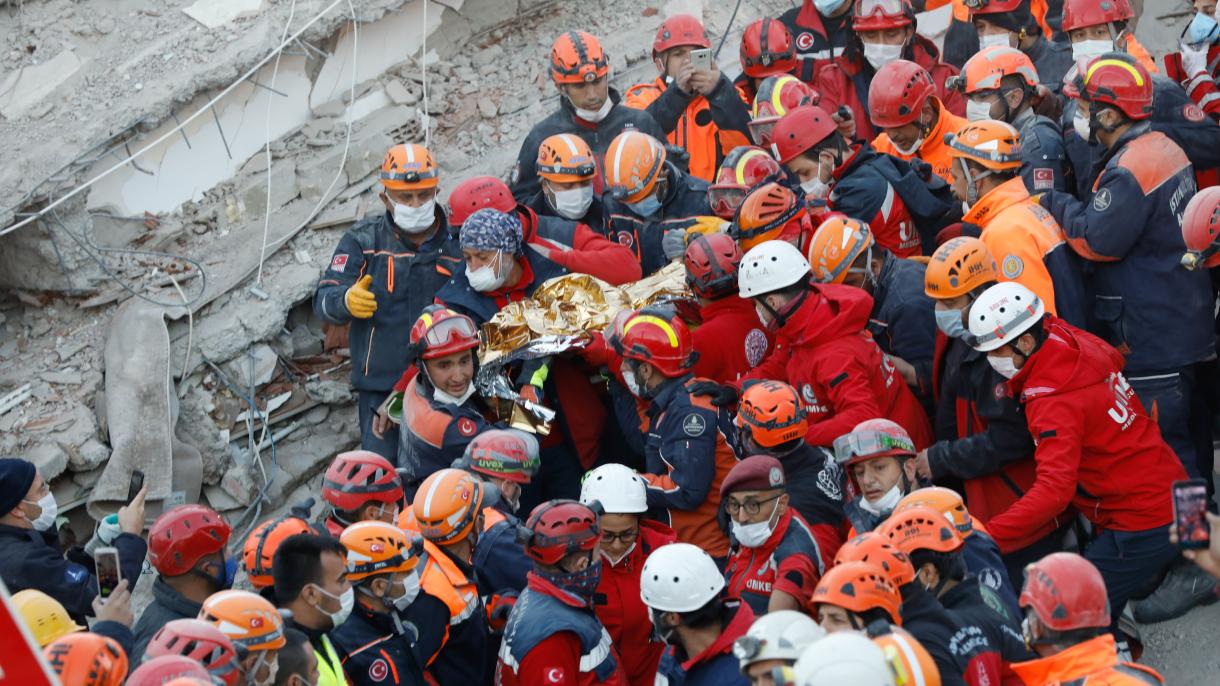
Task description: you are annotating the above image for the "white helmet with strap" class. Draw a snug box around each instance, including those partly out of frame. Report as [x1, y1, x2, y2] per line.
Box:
[739, 240, 811, 298]
[967, 281, 1045, 352]
[792, 632, 896, 686]
[734, 610, 826, 672]
[580, 464, 648, 514]
[640, 543, 724, 612]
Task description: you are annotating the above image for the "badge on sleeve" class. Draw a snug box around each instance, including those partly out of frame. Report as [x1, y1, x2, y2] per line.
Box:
[1183, 104, 1205, 122]
[682, 413, 707, 437]
[369, 659, 389, 682]
[330, 254, 348, 273]
[744, 329, 769, 368]
[1001, 254, 1024, 279]
[457, 418, 478, 437]
[1092, 188, 1112, 212]
[1032, 168, 1054, 190]
[546, 668, 566, 684]
[64, 564, 87, 584]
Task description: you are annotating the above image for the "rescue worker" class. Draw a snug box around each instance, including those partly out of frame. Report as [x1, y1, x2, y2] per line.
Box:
[271, 534, 350, 686]
[707, 146, 783, 221]
[497, 500, 627, 685]
[601, 130, 715, 276]
[447, 175, 640, 286]
[0, 457, 147, 623]
[198, 590, 287, 686]
[722, 456, 829, 613]
[1012, 553, 1166, 685]
[732, 182, 818, 254]
[42, 632, 129, 686]
[747, 75, 821, 148]
[142, 618, 242, 686]
[956, 46, 1070, 194]
[14, 588, 134, 656]
[806, 216, 937, 407]
[1040, 56, 1215, 480]
[319, 450, 403, 537]
[914, 238, 1066, 580]
[511, 30, 665, 203]
[771, 105, 955, 258]
[816, 0, 965, 144]
[134, 504, 233, 660]
[870, 60, 969, 184]
[946, 119, 1086, 326]
[682, 232, 772, 383]
[970, 0, 1073, 95]
[779, 0, 854, 83]
[1061, 0, 1156, 74]
[313, 143, 461, 460]
[126, 655, 214, 686]
[625, 15, 752, 183]
[966, 282, 1186, 635]
[618, 309, 738, 559]
[1164, 1, 1220, 119]
[527, 133, 607, 230]
[731, 611, 825, 686]
[272, 629, 319, 686]
[580, 464, 676, 686]
[735, 18, 800, 105]
[410, 468, 493, 683]
[833, 418, 921, 534]
[735, 240, 933, 449]
[394, 306, 495, 493]
[244, 514, 320, 596]
[330, 521, 429, 686]
[452, 429, 540, 597]
[790, 631, 897, 686]
[811, 560, 903, 632]
[643, 542, 755, 686]
[734, 380, 847, 545]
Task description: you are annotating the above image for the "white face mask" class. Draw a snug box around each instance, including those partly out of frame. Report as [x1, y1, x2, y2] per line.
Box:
[755, 302, 773, 327]
[1072, 39, 1113, 65]
[24, 493, 57, 531]
[601, 542, 636, 566]
[549, 184, 594, 219]
[433, 383, 476, 406]
[988, 354, 1020, 379]
[891, 131, 925, 157]
[1072, 110, 1091, 141]
[979, 32, 1012, 49]
[467, 252, 510, 292]
[731, 497, 782, 548]
[966, 99, 994, 122]
[313, 585, 354, 628]
[862, 42, 904, 71]
[392, 198, 437, 233]
[859, 483, 903, 516]
[801, 161, 830, 200]
[392, 571, 422, 611]
[622, 367, 644, 397]
[573, 97, 613, 123]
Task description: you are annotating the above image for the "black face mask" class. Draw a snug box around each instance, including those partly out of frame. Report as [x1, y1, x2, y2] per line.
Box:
[649, 608, 679, 645]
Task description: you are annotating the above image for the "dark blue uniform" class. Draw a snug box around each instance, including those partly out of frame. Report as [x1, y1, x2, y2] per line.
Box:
[397, 376, 498, 491]
[898, 584, 969, 686]
[654, 600, 752, 686]
[1014, 108, 1071, 195]
[1023, 37, 1074, 97]
[961, 531, 1021, 621]
[313, 210, 462, 459]
[331, 603, 428, 686]
[436, 246, 568, 327]
[868, 253, 937, 409]
[473, 507, 531, 597]
[131, 578, 204, 661]
[603, 162, 713, 278]
[940, 575, 1034, 672]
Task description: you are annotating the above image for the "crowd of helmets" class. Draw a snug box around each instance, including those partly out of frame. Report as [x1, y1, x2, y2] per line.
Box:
[11, 0, 1220, 684]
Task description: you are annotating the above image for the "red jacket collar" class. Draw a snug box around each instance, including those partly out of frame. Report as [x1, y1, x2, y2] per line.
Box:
[682, 600, 755, 671]
[486, 256, 536, 306]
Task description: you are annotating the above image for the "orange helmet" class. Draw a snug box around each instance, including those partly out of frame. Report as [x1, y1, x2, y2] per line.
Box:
[749, 75, 820, 146]
[736, 380, 808, 448]
[834, 532, 917, 587]
[197, 590, 286, 653]
[537, 133, 597, 183]
[924, 237, 997, 299]
[340, 520, 424, 582]
[733, 181, 808, 251]
[605, 131, 668, 203]
[897, 487, 975, 538]
[812, 561, 903, 625]
[945, 120, 1022, 171]
[242, 515, 319, 589]
[380, 144, 438, 191]
[550, 31, 610, 85]
[413, 468, 489, 545]
[960, 46, 1039, 94]
[880, 505, 965, 556]
[43, 632, 128, 686]
[806, 217, 875, 285]
[873, 627, 942, 686]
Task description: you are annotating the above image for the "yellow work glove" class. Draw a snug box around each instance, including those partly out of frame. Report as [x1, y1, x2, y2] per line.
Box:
[344, 275, 378, 319]
[688, 215, 729, 239]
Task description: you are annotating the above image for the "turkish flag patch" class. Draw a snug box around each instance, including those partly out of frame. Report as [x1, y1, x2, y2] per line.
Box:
[546, 667, 566, 683]
[330, 254, 348, 272]
[1033, 168, 1054, 190]
[458, 417, 477, 436]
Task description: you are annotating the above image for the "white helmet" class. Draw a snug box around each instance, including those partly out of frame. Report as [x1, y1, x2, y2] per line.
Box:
[640, 543, 725, 612]
[968, 281, 1045, 352]
[580, 464, 648, 514]
[734, 610, 827, 672]
[792, 632, 896, 686]
[739, 240, 811, 298]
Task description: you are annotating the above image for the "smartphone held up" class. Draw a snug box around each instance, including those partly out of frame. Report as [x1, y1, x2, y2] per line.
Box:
[95, 546, 122, 599]
[1172, 478, 1211, 550]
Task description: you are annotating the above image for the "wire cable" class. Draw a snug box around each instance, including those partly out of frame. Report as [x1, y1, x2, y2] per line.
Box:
[255, 0, 300, 289]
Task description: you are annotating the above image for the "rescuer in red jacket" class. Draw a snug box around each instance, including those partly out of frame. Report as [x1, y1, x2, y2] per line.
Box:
[683, 233, 772, 384]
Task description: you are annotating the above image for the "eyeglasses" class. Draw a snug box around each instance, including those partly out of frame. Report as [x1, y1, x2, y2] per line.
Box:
[601, 528, 639, 544]
[725, 493, 782, 516]
[832, 429, 914, 464]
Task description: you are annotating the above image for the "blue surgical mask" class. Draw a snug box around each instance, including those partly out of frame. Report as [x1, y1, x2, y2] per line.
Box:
[1188, 12, 1220, 45]
[627, 192, 663, 218]
[935, 307, 967, 339]
[815, 0, 850, 15]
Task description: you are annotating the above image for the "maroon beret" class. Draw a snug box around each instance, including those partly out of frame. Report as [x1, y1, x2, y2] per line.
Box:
[721, 455, 785, 495]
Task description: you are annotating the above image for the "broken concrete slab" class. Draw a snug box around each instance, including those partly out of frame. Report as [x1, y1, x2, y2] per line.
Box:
[184, 0, 268, 29]
[28, 442, 70, 481]
[0, 50, 84, 120]
[224, 343, 279, 388]
[41, 369, 84, 386]
[239, 159, 300, 220]
[66, 437, 112, 472]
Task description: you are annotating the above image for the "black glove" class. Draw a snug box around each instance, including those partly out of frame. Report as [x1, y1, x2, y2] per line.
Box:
[688, 380, 738, 407]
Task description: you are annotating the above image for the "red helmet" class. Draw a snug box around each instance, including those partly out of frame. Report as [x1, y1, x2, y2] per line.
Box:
[739, 18, 797, 79]
[770, 105, 838, 164]
[1061, 0, 1132, 33]
[447, 176, 515, 229]
[242, 515, 318, 589]
[868, 60, 936, 129]
[126, 656, 213, 686]
[521, 499, 601, 565]
[1181, 186, 1220, 270]
[708, 146, 782, 219]
[410, 306, 480, 360]
[684, 232, 742, 299]
[750, 75, 820, 146]
[453, 429, 541, 484]
[853, 0, 915, 31]
[967, 0, 1026, 18]
[619, 310, 697, 377]
[653, 14, 710, 56]
[1020, 552, 1110, 632]
[143, 615, 241, 683]
[832, 418, 915, 469]
[147, 505, 231, 577]
[322, 450, 404, 512]
[1077, 54, 1153, 121]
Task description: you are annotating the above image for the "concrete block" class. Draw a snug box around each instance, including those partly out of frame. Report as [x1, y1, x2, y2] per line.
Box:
[28, 442, 69, 481]
[183, 0, 267, 29]
[68, 438, 112, 472]
[0, 51, 83, 120]
[224, 343, 279, 388]
[239, 159, 300, 220]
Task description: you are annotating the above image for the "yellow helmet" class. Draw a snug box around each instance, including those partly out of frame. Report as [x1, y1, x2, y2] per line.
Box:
[13, 589, 84, 647]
